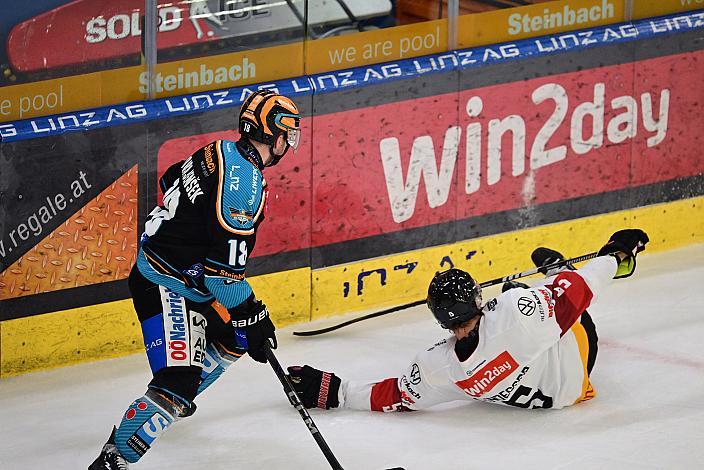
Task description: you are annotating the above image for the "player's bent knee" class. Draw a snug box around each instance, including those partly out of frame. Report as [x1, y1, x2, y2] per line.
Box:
[150, 365, 202, 404]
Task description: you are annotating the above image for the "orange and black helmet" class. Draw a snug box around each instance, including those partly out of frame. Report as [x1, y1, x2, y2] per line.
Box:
[239, 90, 301, 150]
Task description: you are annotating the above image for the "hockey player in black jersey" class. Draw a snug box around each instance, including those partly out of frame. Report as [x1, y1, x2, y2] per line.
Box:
[89, 90, 301, 469]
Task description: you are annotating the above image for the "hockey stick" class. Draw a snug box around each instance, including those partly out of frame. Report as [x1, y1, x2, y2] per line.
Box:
[264, 343, 345, 470]
[292, 251, 599, 337]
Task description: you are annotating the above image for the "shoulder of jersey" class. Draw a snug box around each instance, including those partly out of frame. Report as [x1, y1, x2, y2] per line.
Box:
[213, 139, 267, 235]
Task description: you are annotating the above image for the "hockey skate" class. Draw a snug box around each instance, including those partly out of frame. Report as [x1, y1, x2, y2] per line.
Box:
[88, 427, 129, 470]
[531, 247, 573, 276]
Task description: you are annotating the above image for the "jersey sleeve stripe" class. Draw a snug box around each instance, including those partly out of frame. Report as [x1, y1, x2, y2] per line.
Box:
[251, 187, 266, 224]
[552, 271, 595, 336]
[205, 257, 245, 272]
[571, 322, 597, 403]
[214, 140, 255, 236]
[370, 377, 403, 412]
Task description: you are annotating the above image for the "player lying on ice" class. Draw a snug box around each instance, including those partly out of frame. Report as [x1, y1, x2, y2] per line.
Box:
[288, 229, 649, 412]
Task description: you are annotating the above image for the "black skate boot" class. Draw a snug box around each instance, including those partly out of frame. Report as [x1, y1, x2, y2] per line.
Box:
[531, 247, 573, 276]
[88, 427, 129, 470]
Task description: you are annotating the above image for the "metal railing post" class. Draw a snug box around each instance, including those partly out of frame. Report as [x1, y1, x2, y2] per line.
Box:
[625, 0, 634, 22]
[448, 0, 459, 51]
[144, 0, 158, 100]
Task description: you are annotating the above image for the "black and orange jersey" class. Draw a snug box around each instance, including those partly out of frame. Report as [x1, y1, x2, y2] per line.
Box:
[137, 139, 267, 309]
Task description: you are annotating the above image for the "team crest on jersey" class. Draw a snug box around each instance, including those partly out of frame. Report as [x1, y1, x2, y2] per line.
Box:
[183, 263, 204, 278]
[229, 207, 254, 225]
[517, 297, 536, 316]
[409, 363, 421, 385]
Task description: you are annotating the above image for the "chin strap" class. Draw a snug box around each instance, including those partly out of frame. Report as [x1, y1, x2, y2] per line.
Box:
[237, 137, 289, 169]
[264, 140, 290, 168]
[236, 138, 264, 170]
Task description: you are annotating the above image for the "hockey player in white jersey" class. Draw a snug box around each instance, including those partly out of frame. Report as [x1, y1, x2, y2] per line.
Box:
[287, 229, 649, 412]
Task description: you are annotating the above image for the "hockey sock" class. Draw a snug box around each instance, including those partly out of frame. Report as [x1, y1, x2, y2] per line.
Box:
[196, 341, 243, 396]
[114, 388, 185, 463]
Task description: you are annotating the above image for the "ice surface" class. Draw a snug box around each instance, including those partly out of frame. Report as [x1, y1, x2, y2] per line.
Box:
[2, 244, 703, 469]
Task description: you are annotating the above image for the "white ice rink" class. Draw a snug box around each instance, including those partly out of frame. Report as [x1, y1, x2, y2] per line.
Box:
[2, 244, 704, 470]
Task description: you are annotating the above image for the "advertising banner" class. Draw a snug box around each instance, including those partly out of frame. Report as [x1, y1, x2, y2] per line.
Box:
[145, 38, 704, 273]
[457, 0, 626, 48]
[0, 0, 307, 122]
[305, 19, 447, 74]
[1, 10, 703, 376]
[310, 51, 701, 251]
[632, 0, 704, 20]
[1, 12, 703, 318]
[3, 0, 308, 76]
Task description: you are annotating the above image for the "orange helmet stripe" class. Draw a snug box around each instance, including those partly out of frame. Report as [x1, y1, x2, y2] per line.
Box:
[258, 94, 279, 136]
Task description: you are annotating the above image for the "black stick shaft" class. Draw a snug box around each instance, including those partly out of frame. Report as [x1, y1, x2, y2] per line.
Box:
[478, 252, 598, 286]
[264, 345, 344, 470]
[292, 252, 600, 337]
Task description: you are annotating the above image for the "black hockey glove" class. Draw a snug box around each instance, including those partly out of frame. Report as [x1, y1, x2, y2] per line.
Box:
[230, 296, 277, 363]
[286, 365, 341, 409]
[531, 247, 573, 276]
[597, 229, 649, 279]
[502, 280, 530, 292]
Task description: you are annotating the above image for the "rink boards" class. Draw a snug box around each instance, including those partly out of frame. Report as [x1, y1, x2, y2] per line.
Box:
[1, 11, 703, 376]
[2, 197, 703, 376]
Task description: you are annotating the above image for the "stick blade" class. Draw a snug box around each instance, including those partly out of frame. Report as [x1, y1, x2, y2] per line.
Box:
[292, 329, 328, 337]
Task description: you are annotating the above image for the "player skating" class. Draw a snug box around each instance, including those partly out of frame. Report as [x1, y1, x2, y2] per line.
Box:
[89, 90, 301, 469]
[287, 230, 648, 412]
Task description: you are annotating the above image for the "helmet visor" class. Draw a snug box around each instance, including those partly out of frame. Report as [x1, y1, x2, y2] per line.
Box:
[286, 128, 301, 149]
[275, 113, 301, 150]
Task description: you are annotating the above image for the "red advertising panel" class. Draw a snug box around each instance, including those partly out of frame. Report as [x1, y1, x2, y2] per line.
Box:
[157, 50, 704, 258]
[12, 0, 148, 72]
[631, 52, 704, 185]
[311, 50, 703, 247]
[8, 0, 248, 73]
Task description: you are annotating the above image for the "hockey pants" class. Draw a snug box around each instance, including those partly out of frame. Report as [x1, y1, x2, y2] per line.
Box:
[112, 267, 245, 463]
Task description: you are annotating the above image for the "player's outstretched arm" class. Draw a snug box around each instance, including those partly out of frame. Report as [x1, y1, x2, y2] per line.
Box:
[287, 364, 414, 412]
[596, 228, 649, 278]
[552, 228, 650, 333]
[287, 340, 462, 413]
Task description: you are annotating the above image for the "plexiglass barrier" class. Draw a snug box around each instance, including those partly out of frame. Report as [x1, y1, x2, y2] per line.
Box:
[1, 0, 701, 123]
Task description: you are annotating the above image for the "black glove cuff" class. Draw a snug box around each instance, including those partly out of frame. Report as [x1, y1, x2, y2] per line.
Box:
[288, 366, 341, 409]
[598, 240, 632, 259]
[228, 293, 258, 316]
[228, 294, 269, 328]
[318, 371, 341, 409]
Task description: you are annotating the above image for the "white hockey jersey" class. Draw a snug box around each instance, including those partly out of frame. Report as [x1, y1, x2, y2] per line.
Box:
[339, 257, 617, 411]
